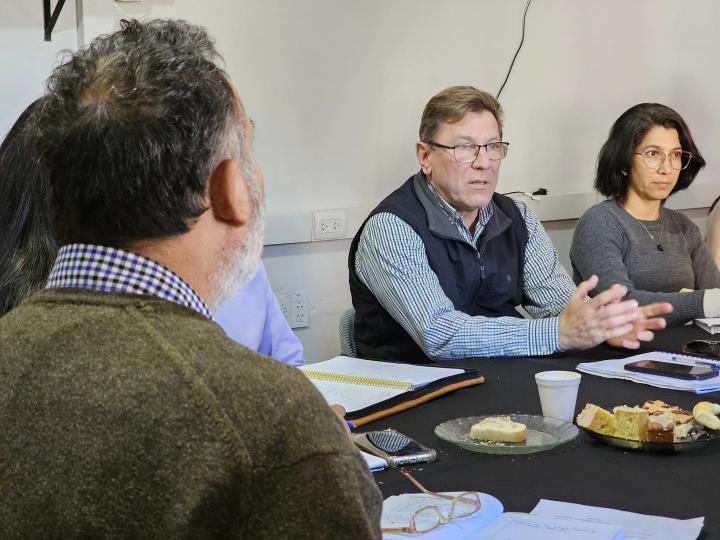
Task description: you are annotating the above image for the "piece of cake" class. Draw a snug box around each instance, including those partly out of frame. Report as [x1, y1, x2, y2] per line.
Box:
[613, 405, 649, 441]
[643, 400, 671, 415]
[642, 400, 694, 441]
[576, 403, 616, 436]
[674, 421, 694, 441]
[647, 413, 674, 443]
[643, 400, 693, 425]
[469, 416, 527, 443]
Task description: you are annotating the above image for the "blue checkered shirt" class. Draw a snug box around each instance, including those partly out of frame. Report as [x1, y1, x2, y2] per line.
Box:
[46, 244, 213, 319]
[355, 183, 576, 359]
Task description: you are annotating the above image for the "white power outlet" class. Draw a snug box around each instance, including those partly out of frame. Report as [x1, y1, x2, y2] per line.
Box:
[290, 292, 309, 328]
[277, 291, 309, 329]
[313, 210, 347, 241]
[277, 293, 291, 320]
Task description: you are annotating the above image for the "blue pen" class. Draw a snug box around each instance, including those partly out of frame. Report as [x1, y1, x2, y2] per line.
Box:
[696, 359, 720, 368]
[346, 421, 356, 430]
[674, 355, 720, 367]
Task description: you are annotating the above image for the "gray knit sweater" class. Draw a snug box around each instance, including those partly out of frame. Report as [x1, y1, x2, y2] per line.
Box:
[0, 289, 382, 539]
[570, 200, 720, 325]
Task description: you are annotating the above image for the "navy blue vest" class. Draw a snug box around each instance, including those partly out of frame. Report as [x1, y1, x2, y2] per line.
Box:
[348, 173, 528, 363]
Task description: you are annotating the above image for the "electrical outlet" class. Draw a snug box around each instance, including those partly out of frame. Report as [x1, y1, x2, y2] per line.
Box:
[277, 293, 290, 320]
[320, 218, 343, 234]
[290, 292, 309, 328]
[313, 210, 347, 241]
[278, 292, 309, 328]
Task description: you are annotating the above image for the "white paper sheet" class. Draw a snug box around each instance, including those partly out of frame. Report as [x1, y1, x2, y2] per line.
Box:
[694, 317, 720, 334]
[359, 449, 387, 472]
[475, 512, 623, 539]
[531, 499, 704, 540]
[381, 492, 503, 540]
[305, 378, 405, 412]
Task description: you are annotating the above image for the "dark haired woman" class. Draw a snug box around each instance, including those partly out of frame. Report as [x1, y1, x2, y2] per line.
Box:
[0, 99, 57, 316]
[570, 103, 720, 326]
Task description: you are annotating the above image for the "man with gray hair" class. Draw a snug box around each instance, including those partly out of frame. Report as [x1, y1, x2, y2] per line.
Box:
[0, 19, 381, 538]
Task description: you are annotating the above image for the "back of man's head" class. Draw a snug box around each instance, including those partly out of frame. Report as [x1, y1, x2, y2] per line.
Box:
[37, 19, 247, 247]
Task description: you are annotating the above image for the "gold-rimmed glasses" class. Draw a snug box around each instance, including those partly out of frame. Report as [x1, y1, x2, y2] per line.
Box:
[633, 149, 693, 170]
[381, 468, 482, 534]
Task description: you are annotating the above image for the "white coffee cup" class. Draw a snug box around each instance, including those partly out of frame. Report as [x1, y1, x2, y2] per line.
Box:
[535, 371, 581, 423]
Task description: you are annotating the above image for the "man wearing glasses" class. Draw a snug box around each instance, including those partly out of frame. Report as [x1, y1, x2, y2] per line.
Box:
[350, 85, 671, 362]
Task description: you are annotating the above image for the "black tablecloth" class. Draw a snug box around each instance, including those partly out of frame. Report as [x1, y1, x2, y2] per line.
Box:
[369, 325, 719, 538]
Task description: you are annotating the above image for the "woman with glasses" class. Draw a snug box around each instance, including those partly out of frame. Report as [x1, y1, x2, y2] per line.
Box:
[570, 103, 720, 326]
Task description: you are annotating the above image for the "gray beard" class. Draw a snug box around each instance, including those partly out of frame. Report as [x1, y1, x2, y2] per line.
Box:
[209, 178, 265, 310]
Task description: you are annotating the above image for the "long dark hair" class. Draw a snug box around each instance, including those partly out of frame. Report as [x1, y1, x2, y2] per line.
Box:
[0, 99, 57, 316]
[595, 103, 705, 202]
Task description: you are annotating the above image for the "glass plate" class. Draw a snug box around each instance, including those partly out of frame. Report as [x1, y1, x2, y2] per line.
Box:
[434, 414, 579, 455]
[579, 425, 720, 453]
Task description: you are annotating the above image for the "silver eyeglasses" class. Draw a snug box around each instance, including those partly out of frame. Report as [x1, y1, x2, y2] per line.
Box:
[633, 149, 693, 171]
[381, 468, 482, 534]
[426, 141, 510, 163]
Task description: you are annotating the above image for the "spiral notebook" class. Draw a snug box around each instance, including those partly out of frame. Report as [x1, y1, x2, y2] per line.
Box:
[300, 356, 484, 426]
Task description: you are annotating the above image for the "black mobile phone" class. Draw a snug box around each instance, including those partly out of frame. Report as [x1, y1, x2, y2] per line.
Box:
[352, 429, 437, 467]
[624, 359, 718, 380]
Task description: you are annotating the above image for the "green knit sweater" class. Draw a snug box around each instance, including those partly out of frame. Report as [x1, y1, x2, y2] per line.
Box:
[0, 289, 382, 538]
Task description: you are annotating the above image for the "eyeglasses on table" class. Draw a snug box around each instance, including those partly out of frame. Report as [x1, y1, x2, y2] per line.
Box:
[684, 340, 720, 358]
[380, 467, 482, 534]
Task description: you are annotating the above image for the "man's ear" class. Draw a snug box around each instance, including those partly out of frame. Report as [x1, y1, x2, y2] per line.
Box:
[416, 141, 432, 175]
[208, 159, 251, 226]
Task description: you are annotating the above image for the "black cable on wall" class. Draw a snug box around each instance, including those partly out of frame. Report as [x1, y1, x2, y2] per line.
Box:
[496, 0, 533, 100]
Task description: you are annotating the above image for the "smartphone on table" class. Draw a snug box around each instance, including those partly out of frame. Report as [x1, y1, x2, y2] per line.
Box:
[353, 429, 437, 467]
[624, 359, 718, 380]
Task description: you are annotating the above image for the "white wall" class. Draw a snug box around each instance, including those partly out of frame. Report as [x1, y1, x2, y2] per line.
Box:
[0, 0, 78, 138]
[3, 1, 718, 362]
[77, 0, 720, 215]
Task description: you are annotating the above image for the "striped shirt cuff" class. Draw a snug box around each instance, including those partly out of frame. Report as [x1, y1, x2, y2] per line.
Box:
[526, 316, 562, 355]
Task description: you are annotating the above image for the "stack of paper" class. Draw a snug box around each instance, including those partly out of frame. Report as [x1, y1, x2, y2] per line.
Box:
[530, 500, 703, 540]
[381, 496, 704, 539]
[475, 512, 623, 539]
[695, 317, 720, 334]
[577, 351, 720, 394]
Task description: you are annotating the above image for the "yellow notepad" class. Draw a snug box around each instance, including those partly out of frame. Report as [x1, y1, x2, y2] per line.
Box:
[299, 356, 479, 423]
[299, 369, 415, 391]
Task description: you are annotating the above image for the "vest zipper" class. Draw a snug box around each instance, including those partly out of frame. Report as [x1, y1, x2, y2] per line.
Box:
[476, 244, 486, 279]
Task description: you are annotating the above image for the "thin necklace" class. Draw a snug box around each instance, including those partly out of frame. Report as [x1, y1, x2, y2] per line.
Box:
[621, 203, 664, 251]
